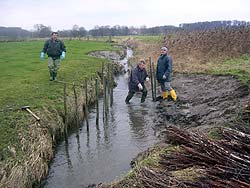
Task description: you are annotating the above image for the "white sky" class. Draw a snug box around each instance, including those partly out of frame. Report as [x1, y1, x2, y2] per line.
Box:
[0, 0, 250, 31]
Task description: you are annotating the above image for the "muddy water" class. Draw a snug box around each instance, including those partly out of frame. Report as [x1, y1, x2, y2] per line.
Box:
[43, 49, 160, 188]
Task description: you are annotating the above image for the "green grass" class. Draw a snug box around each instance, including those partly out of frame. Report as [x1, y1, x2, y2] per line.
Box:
[0, 40, 115, 160]
[110, 145, 180, 187]
[207, 127, 222, 140]
[209, 54, 250, 85]
[132, 35, 164, 43]
[76, 35, 161, 43]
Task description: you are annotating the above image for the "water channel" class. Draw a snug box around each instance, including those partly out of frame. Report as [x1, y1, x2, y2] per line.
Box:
[43, 48, 161, 188]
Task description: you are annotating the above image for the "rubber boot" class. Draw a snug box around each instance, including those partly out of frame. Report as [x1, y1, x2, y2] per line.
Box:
[162, 91, 168, 100]
[170, 89, 177, 101]
[125, 92, 134, 104]
[141, 90, 147, 103]
[49, 71, 53, 81]
[53, 72, 57, 81]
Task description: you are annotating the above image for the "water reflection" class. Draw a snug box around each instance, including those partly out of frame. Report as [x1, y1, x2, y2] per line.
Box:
[43, 48, 159, 188]
[128, 105, 146, 134]
[64, 141, 73, 170]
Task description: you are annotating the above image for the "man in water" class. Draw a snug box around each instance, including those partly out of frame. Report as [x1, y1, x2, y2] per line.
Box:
[125, 59, 150, 104]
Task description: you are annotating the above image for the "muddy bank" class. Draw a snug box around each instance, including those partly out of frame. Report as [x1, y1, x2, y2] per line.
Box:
[155, 73, 249, 131]
[89, 50, 126, 75]
[89, 51, 121, 60]
[89, 45, 127, 61]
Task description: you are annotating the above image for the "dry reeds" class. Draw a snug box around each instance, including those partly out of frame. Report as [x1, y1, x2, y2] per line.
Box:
[164, 26, 250, 73]
[0, 122, 52, 188]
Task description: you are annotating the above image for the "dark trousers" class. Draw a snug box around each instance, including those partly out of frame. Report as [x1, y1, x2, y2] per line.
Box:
[125, 86, 147, 103]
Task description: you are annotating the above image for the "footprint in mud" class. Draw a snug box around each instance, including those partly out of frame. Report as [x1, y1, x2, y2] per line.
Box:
[155, 97, 201, 128]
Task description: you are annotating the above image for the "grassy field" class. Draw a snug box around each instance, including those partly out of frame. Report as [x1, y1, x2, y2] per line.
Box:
[0, 40, 116, 159]
[132, 35, 164, 43]
[208, 54, 250, 85]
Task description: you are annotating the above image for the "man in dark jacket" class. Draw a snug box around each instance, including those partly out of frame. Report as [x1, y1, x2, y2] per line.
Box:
[40, 32, 66, 81]
[125, 59, 150, 104]
[156, 47, 177, 101]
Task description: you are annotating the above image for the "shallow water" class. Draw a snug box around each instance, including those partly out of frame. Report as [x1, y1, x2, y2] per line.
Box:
[43, 49, 160, 188]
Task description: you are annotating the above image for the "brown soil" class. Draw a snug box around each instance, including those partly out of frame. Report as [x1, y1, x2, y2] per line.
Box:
[155, 73, 250, 132]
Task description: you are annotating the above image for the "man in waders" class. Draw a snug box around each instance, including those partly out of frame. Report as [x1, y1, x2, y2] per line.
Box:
[156, 47, 177, 101]
[40, 32, 66, 81]
[125, 59, 150, 104]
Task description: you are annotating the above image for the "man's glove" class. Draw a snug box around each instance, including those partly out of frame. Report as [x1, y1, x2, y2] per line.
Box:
[162, 75, 166, 80]
[146, 77, 150, 82]
[40, 52, 44, 60]
[138, 83, 143, 90]
[61, 51, 66, 59]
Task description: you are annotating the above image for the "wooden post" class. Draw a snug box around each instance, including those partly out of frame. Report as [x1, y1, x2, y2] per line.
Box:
[106, 64, 109, 113]
[149, 57, 155, 101]
[152, 62, 157, 100]
[103, 76, 106, 122]
[101, 62, 104, 82]
[84, 79, 89, 132]
[110, 63, 114, 107]
[63, 83, 68, 138]
[95, 78, 99, 125]
[104, 76, 108, 119]
[107, 63, 110, 95]
[73, 82, 79, 128]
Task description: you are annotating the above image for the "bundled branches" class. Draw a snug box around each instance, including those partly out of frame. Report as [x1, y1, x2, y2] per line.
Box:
[137, 126, 250, 188]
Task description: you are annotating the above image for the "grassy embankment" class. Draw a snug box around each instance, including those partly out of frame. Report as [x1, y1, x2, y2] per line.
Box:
[208, 54, 250, 85]
[0, 40, 116, 161]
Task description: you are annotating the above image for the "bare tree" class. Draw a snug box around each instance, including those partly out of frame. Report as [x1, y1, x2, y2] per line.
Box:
[33, 24, 52, 38]
[71, 24, 80, 38]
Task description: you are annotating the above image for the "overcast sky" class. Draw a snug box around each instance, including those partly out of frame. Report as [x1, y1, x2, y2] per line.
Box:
[0, 0, 250, 31]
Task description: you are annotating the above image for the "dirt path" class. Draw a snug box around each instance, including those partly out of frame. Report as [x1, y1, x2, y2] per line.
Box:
[155, 73, 249, 132]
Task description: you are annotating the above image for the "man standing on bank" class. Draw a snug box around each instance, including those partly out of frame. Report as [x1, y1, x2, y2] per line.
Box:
[125, 59, 150, 104]
[156, 47, 177, 101]
[40, 32, 66, 81]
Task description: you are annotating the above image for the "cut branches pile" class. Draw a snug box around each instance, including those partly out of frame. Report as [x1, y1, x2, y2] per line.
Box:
[137, 126, 250, 188]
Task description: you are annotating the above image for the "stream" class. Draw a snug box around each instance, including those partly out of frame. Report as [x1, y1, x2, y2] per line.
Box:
[43, 48, 161, 188]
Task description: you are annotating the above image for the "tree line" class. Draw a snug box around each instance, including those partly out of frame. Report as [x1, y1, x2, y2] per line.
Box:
[0, 20, 250, 39]
[179, 20, 250, 31]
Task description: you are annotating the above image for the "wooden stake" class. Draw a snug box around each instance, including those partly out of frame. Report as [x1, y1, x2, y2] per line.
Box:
[73, 82, 79, 128]
[101, 62, 104, 81]
[110, 63, 114, 107]
[95, 78, 99, 125]
[103, 76, 106, 122]
[104, 76, 108, 119]
[107, 63, 110, 95]
[106, 65, 109, 113]
[84, 79, 89, 132]
[152, 62, 157, 100]
[63, 83, 68, 136]
[149, 57, 155, 101]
